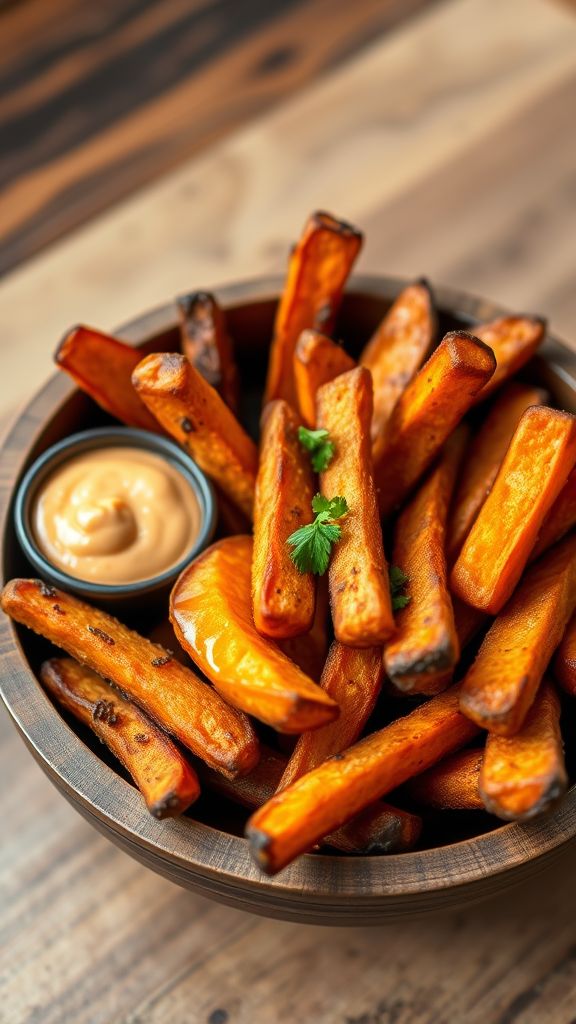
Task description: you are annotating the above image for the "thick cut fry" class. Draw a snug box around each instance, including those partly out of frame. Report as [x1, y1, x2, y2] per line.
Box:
[317, 367, 394, 645]
[276, 578, 329, 681]
[453, 598, 488, 651]
[177, 291, 239, 410]
[473, 315, 546, 401]
[40, 658, 200, 817]
[531, 468, 576, 561]
[448, 382, 548, 563]
[170, 536, 338, 732]
[405, 748, 484, 810]
[359, 279, 436, 456]
[132, 352, 258, 519]
[1, 579, 258, 778]
[265, 211, 362, 407]
[480, 682, 566, 820]
[278, 641, 384, 790]
[55, 325, 161, 432]
[374, 331, 496, 517]
[252, 401, 316, 639]
[384, 428, 467, 695]
[460, 534, 576, 735]
[451, 407, 576, 615]
[294, 329, 355, 427]
[246, 685, 479, 873]
[553, 611, 576, 696]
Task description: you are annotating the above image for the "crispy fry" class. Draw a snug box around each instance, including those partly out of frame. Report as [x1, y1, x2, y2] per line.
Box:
[317, 367, 394, 645]
[265, 211, 362, 407]
[405, 748, 484, 810]
[459, 534, 576, 735]
[276, 578, 329, 681]
[246, 685, 479, 873]
[480, 681, 566, 820]
[473, 315, 546, 401]
[55, 325, 161, 432]
[294, 329, 356, 427]
[374, 331, 496, 517]
[531, 468, 576, 561]
[384, 427, 467, 695]
[359, 279, 436, 456]
[177, 291, 239, 410]
[447, 382, 548, 563]
[252, 401, 316, 639]
[278, 641, 384, 790]
[553, 611, 576, 696]
[170, 536, 339, 732]
[40, 658, 200, 817]
[451, 407, 576, 614]
[132, 352, 257, 519]
[1, 579, 258, 778]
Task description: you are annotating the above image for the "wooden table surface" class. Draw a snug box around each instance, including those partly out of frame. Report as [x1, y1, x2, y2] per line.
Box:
[2, 0, 576, 1020]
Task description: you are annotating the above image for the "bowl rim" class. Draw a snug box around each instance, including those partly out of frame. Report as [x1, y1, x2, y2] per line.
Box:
[2, 272, 576, 906]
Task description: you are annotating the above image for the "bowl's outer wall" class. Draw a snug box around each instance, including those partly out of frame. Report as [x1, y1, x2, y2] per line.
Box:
[2, 275, 576, 925]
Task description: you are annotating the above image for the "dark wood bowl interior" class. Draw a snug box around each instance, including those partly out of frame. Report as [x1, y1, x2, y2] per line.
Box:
[2, 274, 576, 925]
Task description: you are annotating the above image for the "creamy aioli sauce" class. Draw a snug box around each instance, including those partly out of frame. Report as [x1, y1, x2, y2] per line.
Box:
[33, 447, 201, 584]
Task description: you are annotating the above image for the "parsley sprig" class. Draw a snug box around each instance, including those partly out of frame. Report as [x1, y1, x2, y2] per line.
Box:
[298, 427, 335, 472]
[288, 494, 349, 575]
[390, 565, 410, 611]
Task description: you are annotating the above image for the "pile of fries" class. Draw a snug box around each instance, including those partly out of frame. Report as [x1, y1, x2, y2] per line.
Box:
[5, 210, 576, 876]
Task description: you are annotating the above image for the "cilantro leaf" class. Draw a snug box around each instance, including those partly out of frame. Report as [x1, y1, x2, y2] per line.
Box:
[287, 495, 348, 575]
[389, 564, 410, 612]
[298, 426, 335, 472]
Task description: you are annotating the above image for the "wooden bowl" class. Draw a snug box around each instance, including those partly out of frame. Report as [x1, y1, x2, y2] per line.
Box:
[2, 275, 576, 925]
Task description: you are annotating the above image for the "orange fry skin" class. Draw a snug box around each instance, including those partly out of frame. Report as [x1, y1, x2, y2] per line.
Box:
[278, 641, 384, 790]
[531, 468, 576, 561]
[473, 315, 546, 401]
[480, 681, 567, 820]
[1, 579, 258, 779]
[252, 401, 316, 639]
[359, 279, 436, 457]
[55, 325, 161, 433]
[553, 611, 576, 697]
[459, 534, 576, 735]
[451, 407, 576, 615]
[448, 382, 548, 564]
[374, 331, 496, 517]
[132, 352, 258, 520]
[177, 291, 239, 410]
[405, 747, 484, 811]
[317, 367, 394, 646]
[276, 578, 329, 681]
[294, 329, 356, 427]
[384, 427, 467, 695]
[170, 536, 339, 733]
[40, 658, 200, 818]
[246, 685, 479, 873]
[265, 211, 362, 407]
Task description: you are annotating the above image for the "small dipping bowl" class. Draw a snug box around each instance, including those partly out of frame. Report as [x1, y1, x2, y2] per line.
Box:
[13, 427, 216, 609]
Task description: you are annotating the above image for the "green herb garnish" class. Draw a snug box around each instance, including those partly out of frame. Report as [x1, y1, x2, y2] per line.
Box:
[298, 427, 335, 472]
[287, 494, 349, 575]
[390, 565, 410, 611]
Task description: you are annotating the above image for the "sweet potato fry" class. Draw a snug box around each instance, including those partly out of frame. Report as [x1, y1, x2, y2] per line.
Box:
[451, 407, 576, 614]
[276, 578, 329, 681]
[459, 533, 576, 734]
[480, 681, 566, 820]
[405, 748, 484, 810]
[1, 579, 258, 778]
[473, 315, 546, 401]
[359, 279, 436, 456]
[384, 427, 467, 695]
[317, 367, 394, 645]
[246, 685, 479, 873]
[252, 400, 316, 639]
[40, 658, 200, 817]
[55, 325, 161, 432]
[278, 641, 384, 790]
[177, 291, 239, 410]
[447, 382, 548, 563]
[531, 468, 576, 561]
[374, 331, 496, 517]
[170, 536, 339, 732]
[553, 611, 576, 696]
[265, 211, 362, 407]
[294, 329, 356, 427]
[132, 352, 258, 519]
[452, 598, 488, 651]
